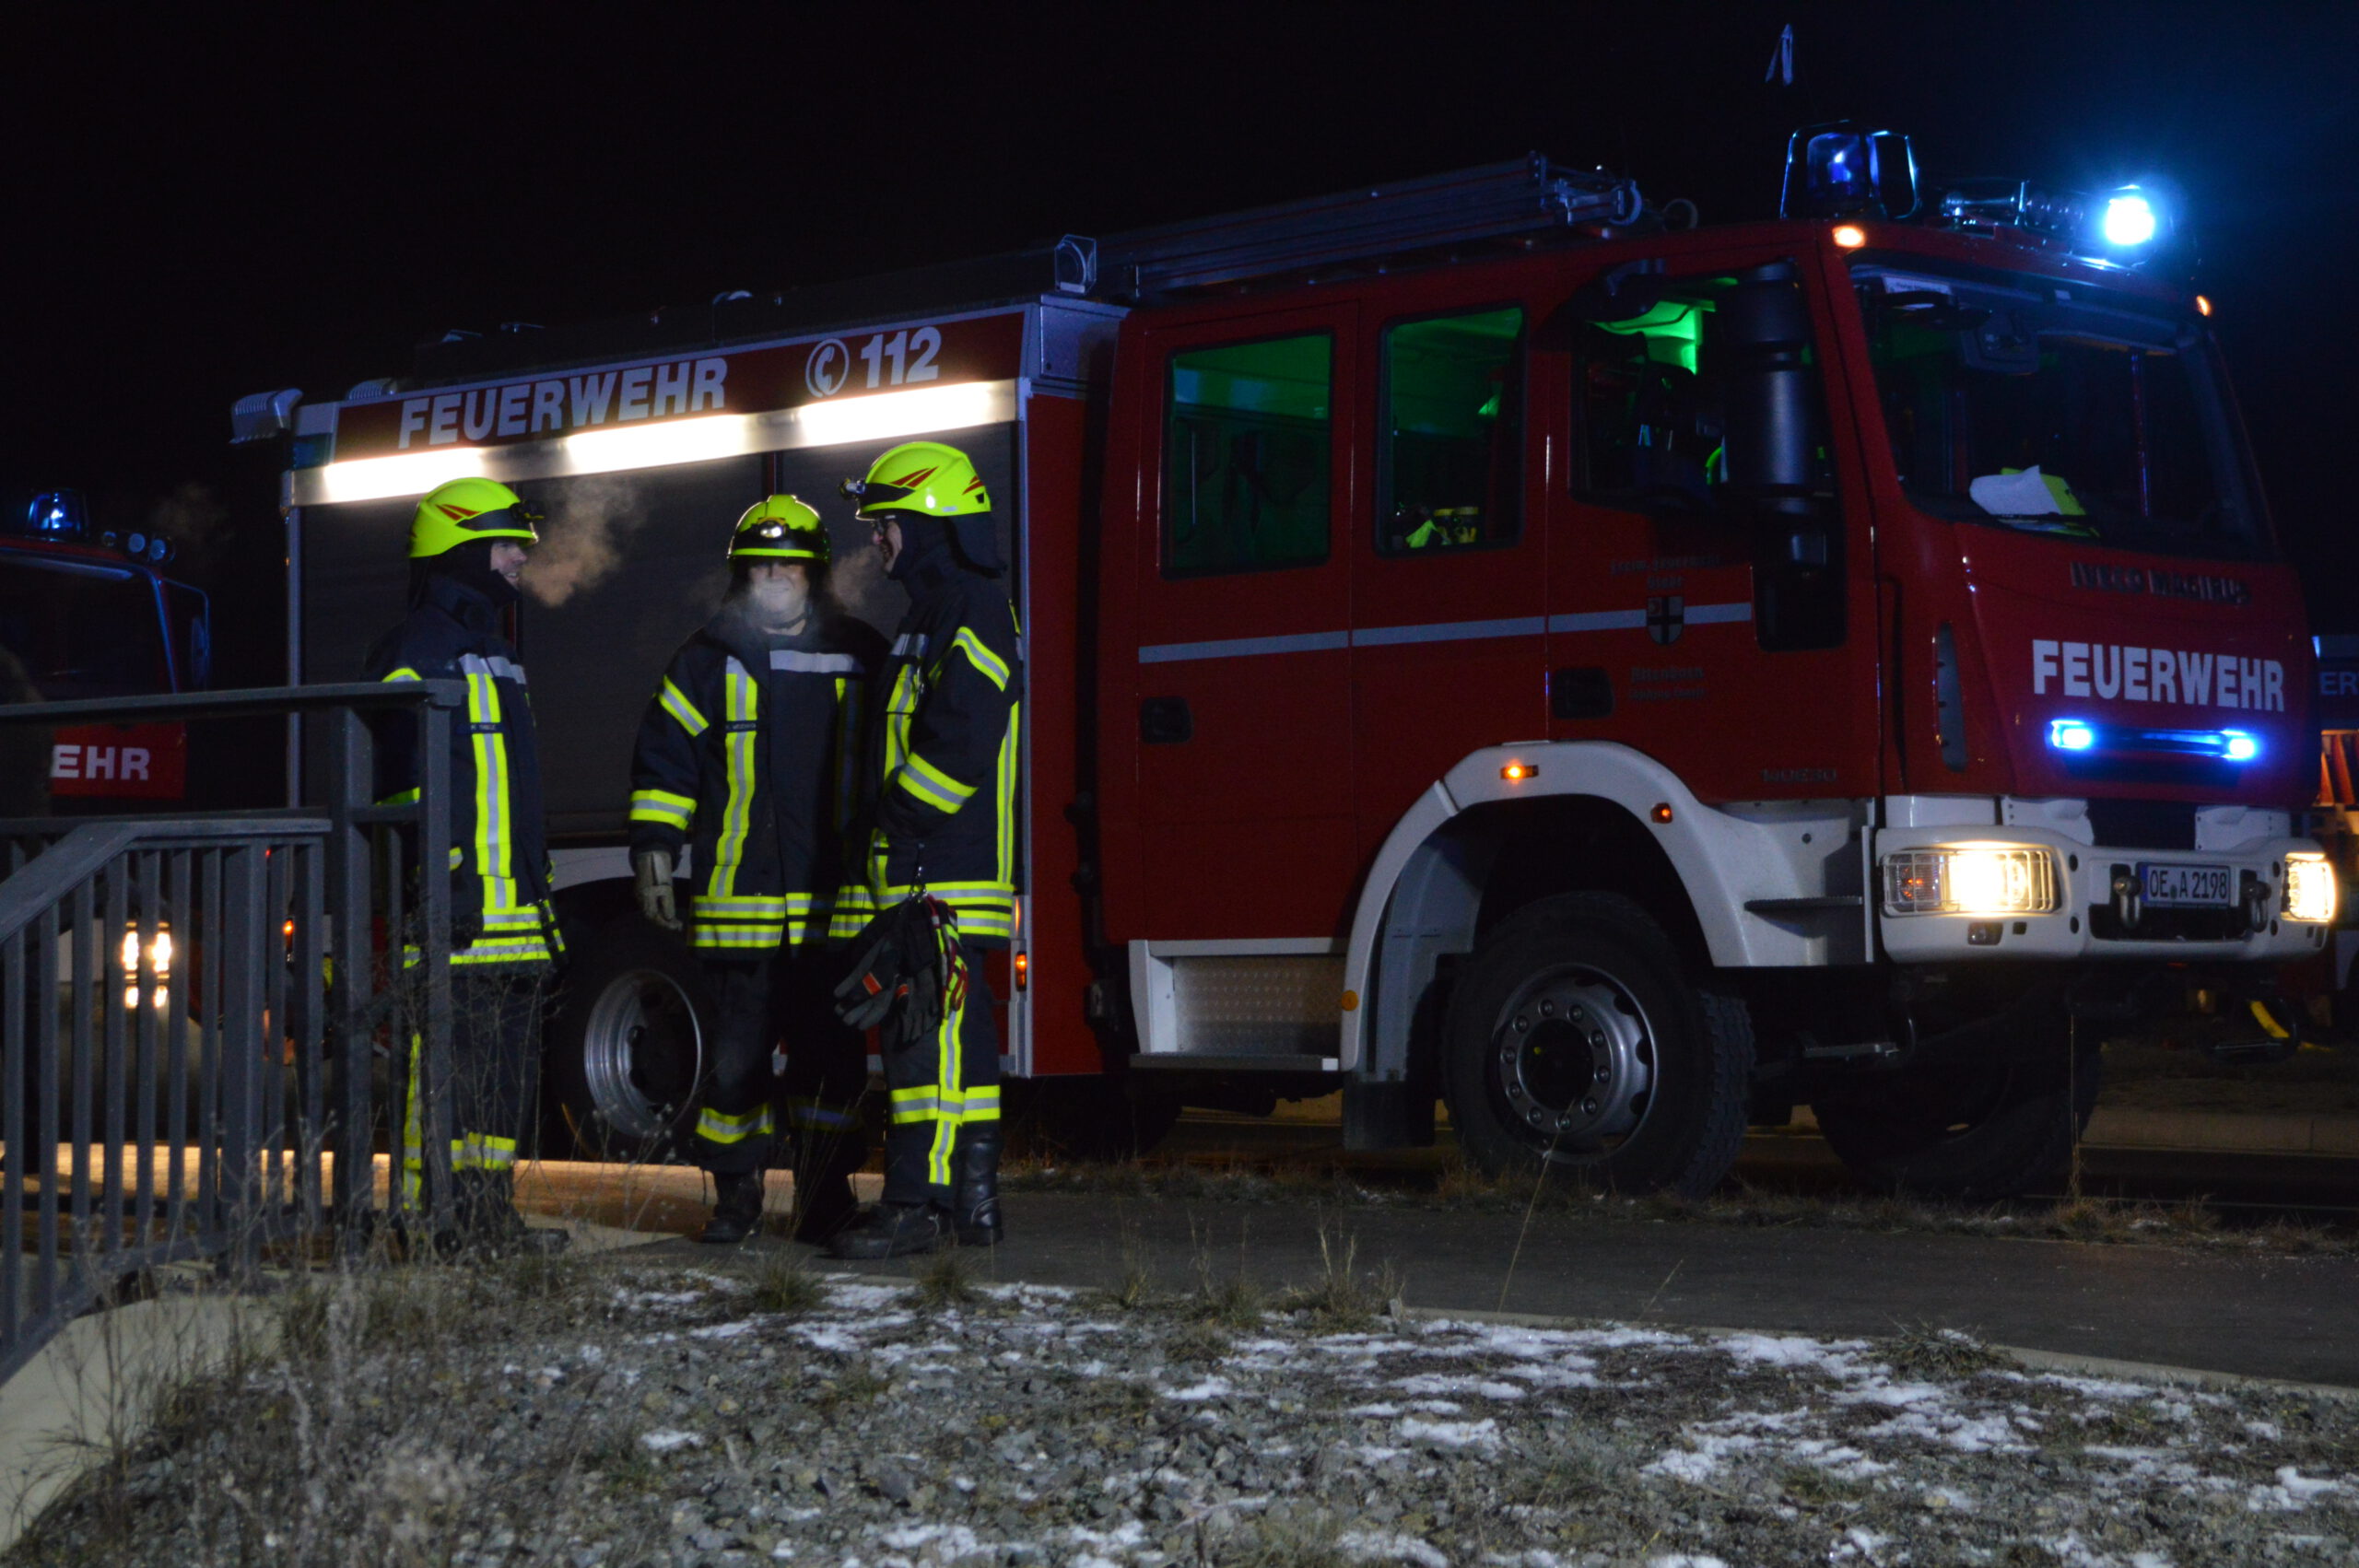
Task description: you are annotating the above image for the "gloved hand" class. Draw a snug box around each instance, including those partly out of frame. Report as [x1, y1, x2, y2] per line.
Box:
[632, 848, 680, 931]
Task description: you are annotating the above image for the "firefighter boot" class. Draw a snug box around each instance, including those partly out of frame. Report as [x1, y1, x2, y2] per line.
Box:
[826, 1201, 953, 1259]
[952, 1126, 1004, 1248]
[791, 1133, 869, 1246]
[698, 1170, 768, 1245]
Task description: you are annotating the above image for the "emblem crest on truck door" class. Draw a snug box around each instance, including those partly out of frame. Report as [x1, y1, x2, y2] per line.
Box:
[1646, 595, 1685, 645]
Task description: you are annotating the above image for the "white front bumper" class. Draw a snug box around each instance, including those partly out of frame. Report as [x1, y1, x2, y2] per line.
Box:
[1872, 826, 2332, 963]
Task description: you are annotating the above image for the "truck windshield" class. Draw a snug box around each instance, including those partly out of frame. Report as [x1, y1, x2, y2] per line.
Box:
[0, 557, 170, 699]
[1854, 258, 2266, 560]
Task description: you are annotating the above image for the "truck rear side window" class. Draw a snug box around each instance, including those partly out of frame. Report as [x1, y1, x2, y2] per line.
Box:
[1163, 333, 1332, 577]
[1379, 306, 1525, 555]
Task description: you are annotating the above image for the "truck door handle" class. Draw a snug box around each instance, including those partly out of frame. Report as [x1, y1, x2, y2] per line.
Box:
[1140, 696, 1192, 744]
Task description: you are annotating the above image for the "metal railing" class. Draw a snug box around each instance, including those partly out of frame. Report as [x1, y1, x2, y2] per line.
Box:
[0, 682, 463, 1382]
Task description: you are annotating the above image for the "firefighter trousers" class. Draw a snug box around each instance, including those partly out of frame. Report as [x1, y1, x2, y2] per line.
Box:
[402, 967, 546, 1206]
[881, 954, 1002, 1207]
[694, 945, 867, 1176]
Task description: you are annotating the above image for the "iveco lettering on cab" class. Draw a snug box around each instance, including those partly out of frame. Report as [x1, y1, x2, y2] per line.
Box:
[241, 125, 2343, 1202]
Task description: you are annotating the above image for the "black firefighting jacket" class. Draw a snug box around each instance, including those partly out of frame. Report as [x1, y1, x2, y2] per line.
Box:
[365, 573, 555, 967]
[629, 607, 886, 953]
[829, 555, 1022, 946]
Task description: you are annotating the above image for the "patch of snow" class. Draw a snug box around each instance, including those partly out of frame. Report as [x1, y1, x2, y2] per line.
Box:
[2247, 1467, 2342, 1512]
[2036, 1373, 2153, 1400]
[1646, 1425, 1776, 1484]
[1399, 1415, 1500, 1450]
[1717, 1332, 1866, 1372]
[1391, 1373, 1530, 1401]
[1165, 1376, 1232, 1402]
[1828, 1527, 1893, 1562]
[1649, 1556, 1731, 1568]
[822, 1281, 908, 1311]
[610, 1287, 705, 1310]
[640, 1429, 705, 1453]
[875, 1522, 991, 1556]
[1405, 1399, 1465, 1415]
[689, 1318, 760, 1340]
[1340, 1531, 1450, 1567]
[1834, 1377, 1947, 1409]
[1350, 1403, 1403, 1418]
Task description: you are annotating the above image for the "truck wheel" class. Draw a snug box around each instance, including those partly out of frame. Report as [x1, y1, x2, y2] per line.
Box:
[542, 912, 710, 1161]
[1441, 893, 1753, 1196]
[1810, 1020, 2100, 1200]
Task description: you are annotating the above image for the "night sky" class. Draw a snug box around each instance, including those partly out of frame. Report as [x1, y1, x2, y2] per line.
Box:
[13, 5, 2358, 684]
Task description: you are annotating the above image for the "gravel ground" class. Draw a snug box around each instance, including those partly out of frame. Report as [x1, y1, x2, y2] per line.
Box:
[7, 1246, 2355, 1568]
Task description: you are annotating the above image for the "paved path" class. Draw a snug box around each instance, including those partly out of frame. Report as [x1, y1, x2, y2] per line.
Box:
[620, 1191, 2359, 1389]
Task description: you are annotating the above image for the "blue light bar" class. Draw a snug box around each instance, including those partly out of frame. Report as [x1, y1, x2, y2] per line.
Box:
[2048, 720, 2097, 752]
[2047, 719, 2262, 763]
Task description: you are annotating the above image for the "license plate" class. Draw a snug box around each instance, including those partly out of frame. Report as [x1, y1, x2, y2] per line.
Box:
[2140, 862, 2234, 907]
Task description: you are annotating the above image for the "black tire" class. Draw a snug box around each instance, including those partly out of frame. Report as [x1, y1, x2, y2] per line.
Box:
[541, 908, 711, 1161]
[1441, 893, 1753, 1196]
[1003, 1074, 1183, 1163]
[1811, 1005, 2100, 1200]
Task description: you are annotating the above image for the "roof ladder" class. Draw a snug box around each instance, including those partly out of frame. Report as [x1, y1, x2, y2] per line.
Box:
[1091, 155, 1643, 302]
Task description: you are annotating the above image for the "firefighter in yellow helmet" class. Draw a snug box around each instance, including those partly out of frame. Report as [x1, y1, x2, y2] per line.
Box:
[827, 441, 1020, 1258]
[628, 497, 886, 1243]
[363, 476, 565, 1256]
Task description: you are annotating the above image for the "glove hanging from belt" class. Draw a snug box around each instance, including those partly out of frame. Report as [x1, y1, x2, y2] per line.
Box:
[832, 893, 968, 1054]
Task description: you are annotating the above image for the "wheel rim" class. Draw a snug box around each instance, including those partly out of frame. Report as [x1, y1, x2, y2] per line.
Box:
[581, 967, 702, 1141]
[1490, 964, 1657, 1157]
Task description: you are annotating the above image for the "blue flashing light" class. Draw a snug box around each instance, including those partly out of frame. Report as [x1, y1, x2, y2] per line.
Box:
[2047, 719, 2262, 763]
[2102, 190, 2158, 247]
[2048, 720, 2097, 753]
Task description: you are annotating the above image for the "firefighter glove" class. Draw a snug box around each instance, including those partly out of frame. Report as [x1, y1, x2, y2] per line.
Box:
[632, 848, 680, 931]
[833, 894, 964, 1047]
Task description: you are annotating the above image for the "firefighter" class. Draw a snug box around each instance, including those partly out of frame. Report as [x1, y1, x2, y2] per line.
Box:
[828, 440, 1021, 1259]
[628, 497, 885, 1245]
[365, 475, 566, 1256]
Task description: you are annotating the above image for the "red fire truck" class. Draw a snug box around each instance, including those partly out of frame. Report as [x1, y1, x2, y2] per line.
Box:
[244, 129, 2340, 1198]
[0, 489, 211, 804]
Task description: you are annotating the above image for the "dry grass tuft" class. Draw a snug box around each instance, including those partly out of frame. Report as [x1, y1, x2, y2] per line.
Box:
[1275, 1223, 1404, 1331]
[747, 1249, 824, 1316]
[907, 1247, 980, 1312]
[1883, 1323, 2017, 1380]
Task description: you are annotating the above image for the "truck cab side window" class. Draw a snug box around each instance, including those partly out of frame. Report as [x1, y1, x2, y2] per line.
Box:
[1568, 263, 1845, 650]
[1379, 306, 1525, 554]
[1163, 333, 1333, 577]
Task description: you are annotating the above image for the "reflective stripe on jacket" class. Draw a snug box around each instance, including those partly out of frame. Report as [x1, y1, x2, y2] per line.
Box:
[830, 567, 1022, 944]
[365, 575, 556, 968]
[629, 612, 886, 953]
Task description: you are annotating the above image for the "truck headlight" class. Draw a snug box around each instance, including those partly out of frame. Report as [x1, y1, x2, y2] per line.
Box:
[1882, 845, 2059, 916]
[2284, 855, 2338, 924]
